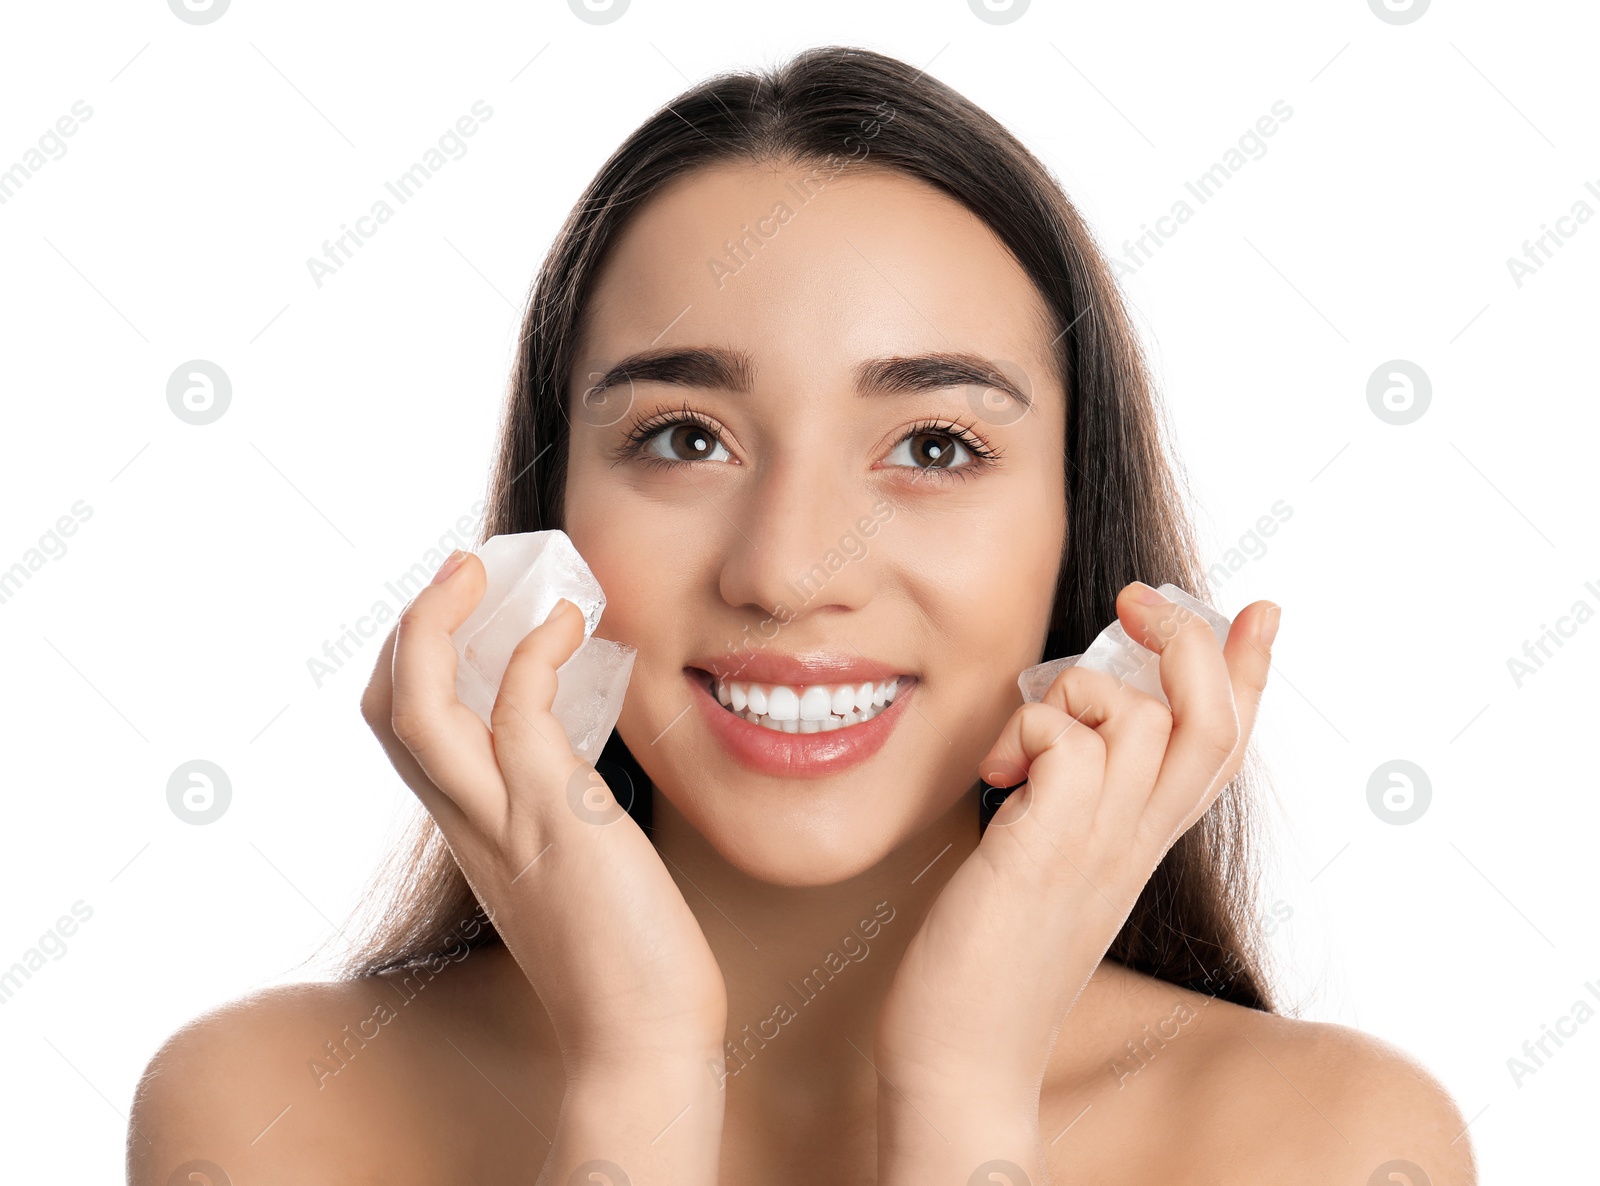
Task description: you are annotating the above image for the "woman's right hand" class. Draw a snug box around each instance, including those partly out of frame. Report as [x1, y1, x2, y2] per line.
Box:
[359, 549, 728, 1081]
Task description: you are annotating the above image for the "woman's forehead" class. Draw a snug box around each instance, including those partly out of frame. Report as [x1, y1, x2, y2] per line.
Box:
[579, 161, 1060, 401]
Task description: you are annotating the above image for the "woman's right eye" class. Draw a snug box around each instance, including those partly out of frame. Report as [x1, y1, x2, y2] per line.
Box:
[634, 419, 733, 465]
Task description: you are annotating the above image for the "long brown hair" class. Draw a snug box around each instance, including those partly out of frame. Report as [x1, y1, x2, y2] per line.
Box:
[323, 44, 1279, 1012]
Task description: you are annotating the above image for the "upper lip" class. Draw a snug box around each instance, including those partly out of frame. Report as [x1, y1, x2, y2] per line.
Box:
[687, 653, 913, 687]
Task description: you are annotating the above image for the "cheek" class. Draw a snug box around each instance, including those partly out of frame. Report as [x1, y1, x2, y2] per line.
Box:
[563, 445, 643, 590]
[565, 521, 652, 642]
[563, 475, 709, 654]
[896, 484, 1062, 725]
[902, 491, 1061, 631]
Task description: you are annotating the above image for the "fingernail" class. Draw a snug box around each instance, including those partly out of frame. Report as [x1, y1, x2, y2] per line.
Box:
[431, 549, 467, 585]
[1130, 581, 1167, 606]
[1257, 603, 1281, 647]
[542, 598, 571, 625]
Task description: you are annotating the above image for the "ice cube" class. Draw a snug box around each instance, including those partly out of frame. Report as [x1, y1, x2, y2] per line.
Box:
[1017, 584, 1232, 708]
[550, 635, 636, 765]
[450, 530, 636, 765]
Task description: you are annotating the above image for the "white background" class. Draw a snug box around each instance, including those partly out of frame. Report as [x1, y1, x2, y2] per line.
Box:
[1, 1, 1594, 1180]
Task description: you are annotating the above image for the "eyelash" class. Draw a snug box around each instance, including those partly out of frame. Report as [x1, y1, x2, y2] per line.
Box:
[609, 401, 1005, 483]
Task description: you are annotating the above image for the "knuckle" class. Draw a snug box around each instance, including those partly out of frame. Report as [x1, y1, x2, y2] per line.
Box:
[1135, 598, 1186, 646]
[1019, 699, 1059, 723]
[1245, 656, 1272, 694]
[389, 704, 434, 752]
[1042, 667, 1079, 708]
[1149, 602, 1210, 653]
[489, 694, 545, 744]
[394, 604, 428, 643]
[1171, 606, 1214, 648]
[1045, 664, 1112, 709]
[1126, 694, 1173, 737]
[1041, 709, 1104, 756]
[1024, 697, 1100, 755]
[492, 673, 557, 739]
[1197, 711, 1240, 764]
[1146, 607, 1186, 648]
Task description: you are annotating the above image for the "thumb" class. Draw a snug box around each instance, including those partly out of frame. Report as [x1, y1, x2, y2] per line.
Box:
[489, 597, 591, 779]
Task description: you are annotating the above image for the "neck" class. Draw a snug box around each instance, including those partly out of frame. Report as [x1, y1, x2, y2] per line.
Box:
[648, 782, 982, 1096]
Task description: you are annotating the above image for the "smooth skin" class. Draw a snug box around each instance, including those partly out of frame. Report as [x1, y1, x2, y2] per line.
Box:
[128, 162, 1475, 1185]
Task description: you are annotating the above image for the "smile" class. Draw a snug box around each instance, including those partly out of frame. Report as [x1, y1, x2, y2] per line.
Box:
[710, 675, 903, 733]
[683, 668, 917, 777]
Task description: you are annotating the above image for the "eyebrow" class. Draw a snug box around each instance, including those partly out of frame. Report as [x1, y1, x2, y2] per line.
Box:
[581, 345, 1033, 412]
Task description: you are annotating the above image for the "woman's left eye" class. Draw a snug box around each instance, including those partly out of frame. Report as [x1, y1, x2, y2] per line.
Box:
[884, 428, 982, 475]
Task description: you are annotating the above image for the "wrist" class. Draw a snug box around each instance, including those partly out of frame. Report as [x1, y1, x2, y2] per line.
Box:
[563, 1060, 727, 1117]
[874, 1047, 1042, 1109]
[553, 1064, 725, 1185]
[877, 1091, 1043, 1186]
[564, 1022, 727, 1080]
[566, 1043, 729, 1099]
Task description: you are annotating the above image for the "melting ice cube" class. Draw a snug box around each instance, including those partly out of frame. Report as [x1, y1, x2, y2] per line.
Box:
[549, 635, 636, 766]
[449, 530, 636, 765]
[1017, 584, 1232, 708]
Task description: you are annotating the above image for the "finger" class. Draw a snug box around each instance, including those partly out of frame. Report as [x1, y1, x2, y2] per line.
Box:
[1221, 600, 1279, 753]
[1113, 583, 1239, 840]
[978, 698, 1107, 830]
[1034, 664, 1173, 839]
[1170, 599, 1278, 835]
[389, 551, 508, 826]
[361, 618, 465, 830]
[1149, 598, 1278, 844]
[490, 597, 590, 788]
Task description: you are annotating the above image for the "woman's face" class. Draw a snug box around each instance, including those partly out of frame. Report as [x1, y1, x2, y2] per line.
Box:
[563, 160, 1067, 885]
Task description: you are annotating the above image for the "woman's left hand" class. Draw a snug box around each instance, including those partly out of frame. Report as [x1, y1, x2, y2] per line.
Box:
[872, 583, 1280, 1179]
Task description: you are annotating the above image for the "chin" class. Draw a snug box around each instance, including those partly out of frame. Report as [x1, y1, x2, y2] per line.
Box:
[665, 781, 929, 888]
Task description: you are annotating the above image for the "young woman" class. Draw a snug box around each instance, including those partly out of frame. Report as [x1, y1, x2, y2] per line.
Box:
[129, 45, 1475, 1185]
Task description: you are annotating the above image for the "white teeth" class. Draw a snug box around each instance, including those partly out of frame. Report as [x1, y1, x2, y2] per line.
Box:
[710, 673, 905, 734]
[766, 685, 800, 722]
[799, 686, 833, 721]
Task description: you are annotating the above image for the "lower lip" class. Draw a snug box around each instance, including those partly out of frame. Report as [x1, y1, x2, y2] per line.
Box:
[684, 669, 917, 778]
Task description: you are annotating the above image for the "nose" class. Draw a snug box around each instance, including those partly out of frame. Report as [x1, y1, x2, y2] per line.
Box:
[716, 449, 881, 625]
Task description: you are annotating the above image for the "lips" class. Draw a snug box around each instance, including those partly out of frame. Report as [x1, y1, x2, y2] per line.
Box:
[683, 667, 917, 778]
[686, 652, 912, 687]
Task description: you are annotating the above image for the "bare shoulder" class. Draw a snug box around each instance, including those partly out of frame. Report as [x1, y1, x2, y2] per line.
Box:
[127, 955, 553, 1185]
[1043, 966, 1477, 1185]
[1191, 996, 1479, 1185]
[127, 977, 437, 1185]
